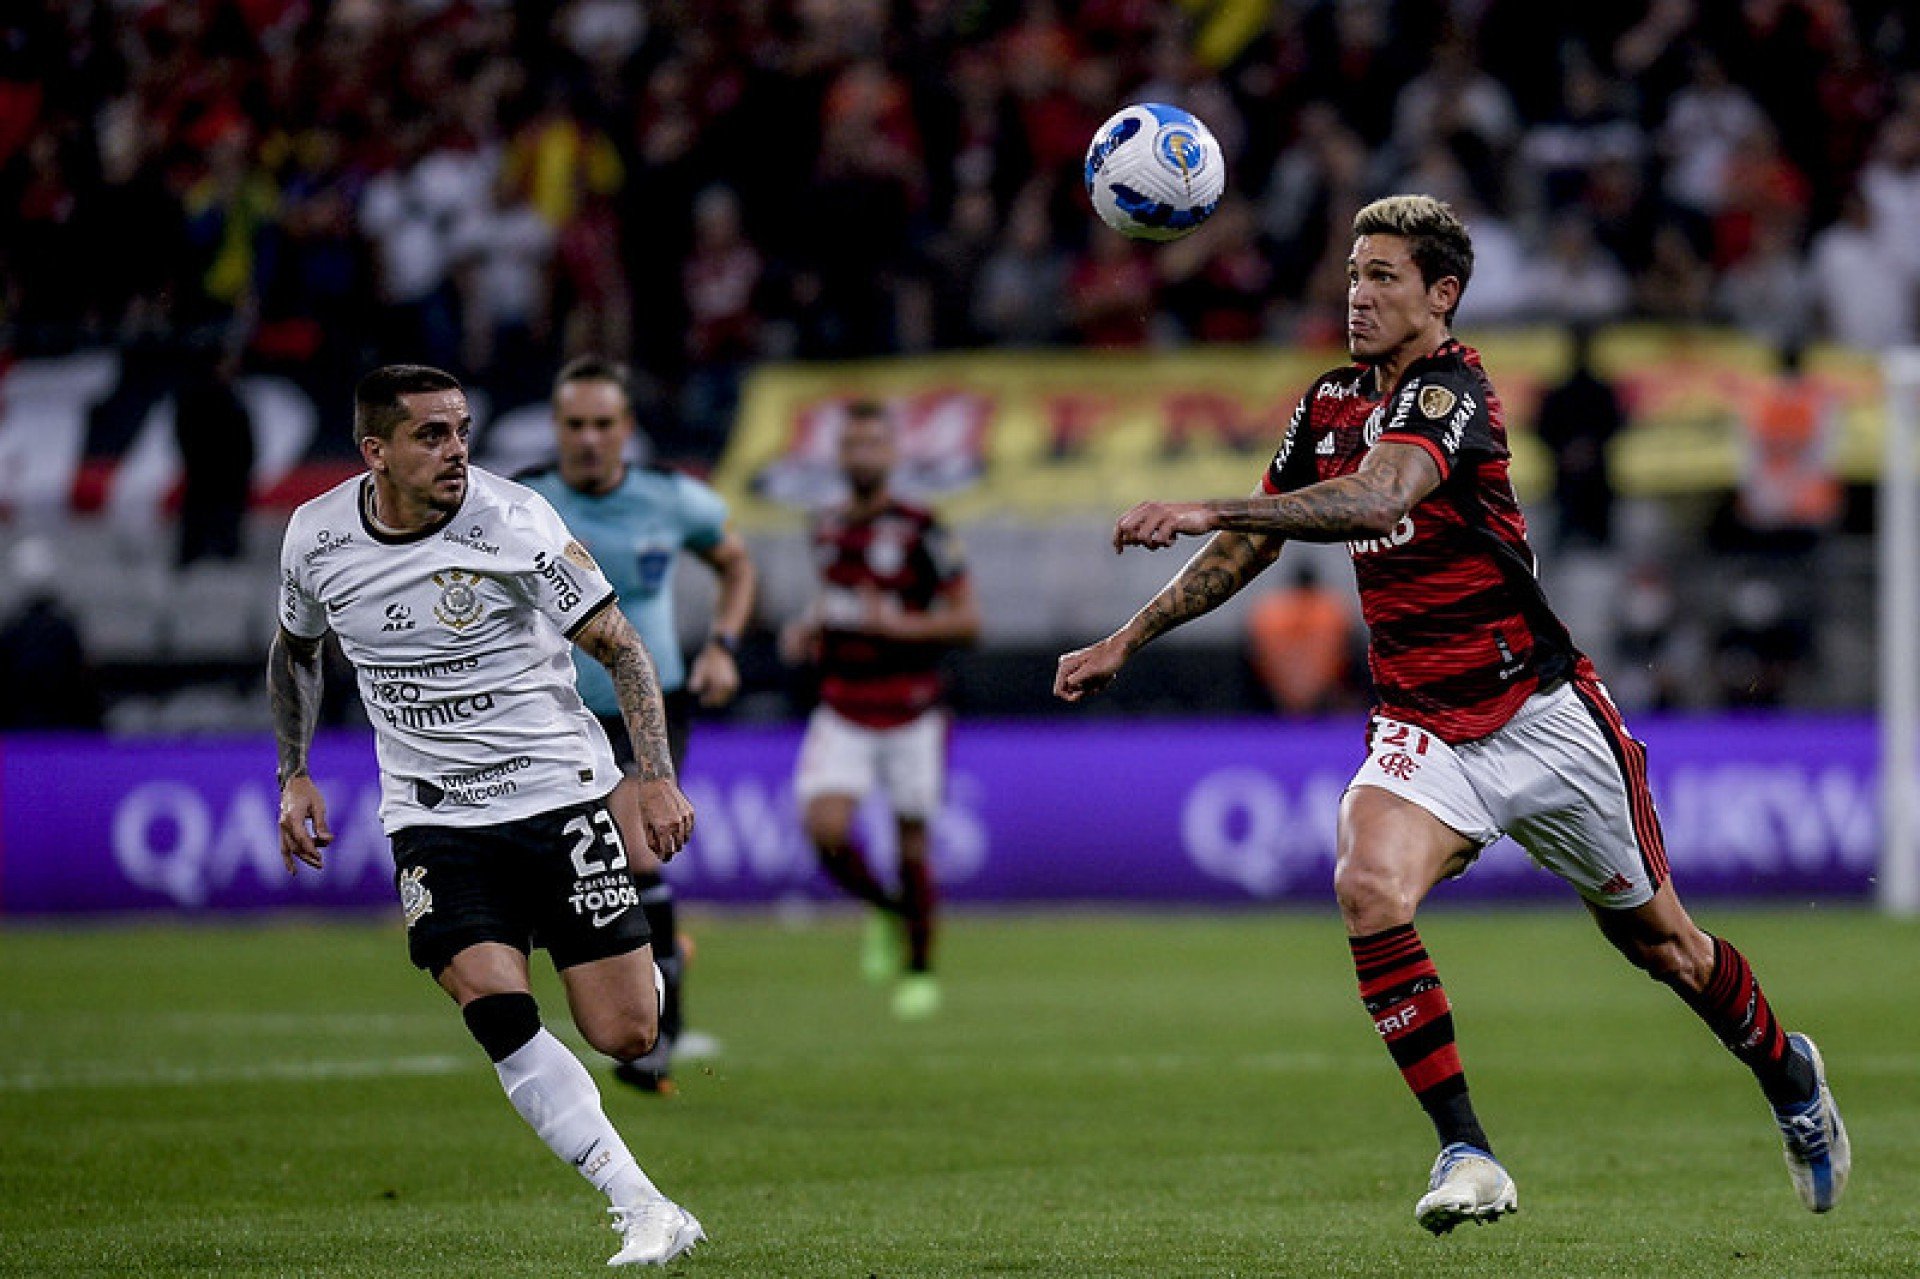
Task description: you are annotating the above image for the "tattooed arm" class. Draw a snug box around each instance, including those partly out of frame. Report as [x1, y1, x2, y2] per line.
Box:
[574, 605, 696, 859]
[1054, 492, 1284, 703]
[270, 626, 333, 873]
[1111, 441, 1442, 550]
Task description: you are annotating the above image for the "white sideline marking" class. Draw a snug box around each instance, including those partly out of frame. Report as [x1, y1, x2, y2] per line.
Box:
[0, 1054, 471, 1093]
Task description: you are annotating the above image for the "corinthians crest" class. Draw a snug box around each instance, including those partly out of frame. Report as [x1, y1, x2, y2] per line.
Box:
[431, 570, 486, 630]
[398, 865, 433, 927]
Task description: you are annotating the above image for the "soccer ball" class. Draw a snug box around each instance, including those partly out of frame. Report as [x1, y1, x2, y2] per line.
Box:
[1083, 103, 1225, 242]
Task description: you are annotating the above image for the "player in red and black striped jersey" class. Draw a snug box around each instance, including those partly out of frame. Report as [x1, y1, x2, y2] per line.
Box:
[780, 401, 980, 1020]
[1057, 195, 1847, 1231]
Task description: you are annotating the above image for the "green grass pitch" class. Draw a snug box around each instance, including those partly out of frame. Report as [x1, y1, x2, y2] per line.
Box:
[3, 908, 1916, 1277]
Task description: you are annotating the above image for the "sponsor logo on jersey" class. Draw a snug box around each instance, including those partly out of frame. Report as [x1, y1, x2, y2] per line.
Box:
[562, 539, 599, 572]
[302, 529, 356, 564]
[443, 524, 500, 555]
[381, 602, 415, 632]
[1315, 379, 1359, 400]
[1417, 384, 1458, 420]
[378, 689, 498, 730]
[531, 551, 583, 612]
[1348, 515, 1415, 556]
[1270, 399, 1309, 474]
[1443, 392, 1477, 454]
[399, 865, 433, 927]
[571, 874, 641, 926]
[432, 756, 532, 805]
[431, 570, 486, 630]
[1316, 433, 1337, 455]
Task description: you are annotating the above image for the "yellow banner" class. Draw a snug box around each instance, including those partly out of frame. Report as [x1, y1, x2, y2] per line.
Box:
[711, 326, 1889, 529]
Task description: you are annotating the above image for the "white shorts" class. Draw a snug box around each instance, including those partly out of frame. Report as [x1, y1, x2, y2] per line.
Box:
[794, 705, 948, 820]
[1348, 674, 1669, 909]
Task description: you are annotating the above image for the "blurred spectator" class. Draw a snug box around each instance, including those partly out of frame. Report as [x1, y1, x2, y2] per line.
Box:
[450, 169, 556, 414]
[1156, 198, 1274, 343]
[1529, 212, 1631, 325]
[358, 124, 489, 372]
[1611, 558, 1697, 712]
[1519, 51, 1645, 213]
[174, 353, 256, 567]
[1245, 562, 1359, 716]
[1635, 223, 1715, 322]
[1860, 110, 1920, 282]
[0, 539, 103, 730]
[501, 87, 630, 362]
[973, 190, 1068, 347]
[1658, 49, 1766, 219]
[914, 187, 1001, 350]
[1712, 123, 1810, 268]
[1717, 218, 1815, 348]
[1535, 324, 1625, 550]
[1712, 576, 1812, 708]
[1718, 342, 1842, 555]
[1390, 33, 1519, 177]
[1067, 228, 1157, 348]
[1809, 188, 1918, 351]
[680, 185, 765, 458]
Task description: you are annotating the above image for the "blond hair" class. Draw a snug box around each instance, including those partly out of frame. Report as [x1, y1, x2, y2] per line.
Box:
[1352, 195, 1474, 323]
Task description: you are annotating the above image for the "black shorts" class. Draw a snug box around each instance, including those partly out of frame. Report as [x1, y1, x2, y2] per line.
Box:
[597, 688, 693, 776]
[390, 796, 652, 974]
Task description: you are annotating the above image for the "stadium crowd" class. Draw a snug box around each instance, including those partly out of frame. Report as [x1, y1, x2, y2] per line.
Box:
[3, 0, 1918, 462]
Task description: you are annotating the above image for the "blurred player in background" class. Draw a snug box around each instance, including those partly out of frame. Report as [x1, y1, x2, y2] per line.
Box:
[780, 400, 980, 1019]
[521, 356, 757, 1095]
[1056, 196, 1848, 1232]
[271, 365, 705, 1265]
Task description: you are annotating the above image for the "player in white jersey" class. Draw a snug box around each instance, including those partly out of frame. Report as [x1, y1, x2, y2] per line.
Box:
[269, 365, 704, 1267]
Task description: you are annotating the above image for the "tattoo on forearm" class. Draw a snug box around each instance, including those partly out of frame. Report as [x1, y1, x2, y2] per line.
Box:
[1132, 532, 1280, 646]
[268, 631, 324, 785]
[1212, 449, 1429, 541]
[580, 612, 675, 781]
[1212, 483, 1392, 540]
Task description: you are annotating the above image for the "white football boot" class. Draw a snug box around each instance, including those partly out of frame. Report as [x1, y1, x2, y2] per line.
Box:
[1774, 1033, 1850, 1212]
[1414, 1142, 1518, 1234]
[608, 1198, 706, 1266]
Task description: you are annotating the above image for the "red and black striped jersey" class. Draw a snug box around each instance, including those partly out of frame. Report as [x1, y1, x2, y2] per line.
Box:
[1262, 339, 1577, 743]
[810, 498, 969, 728]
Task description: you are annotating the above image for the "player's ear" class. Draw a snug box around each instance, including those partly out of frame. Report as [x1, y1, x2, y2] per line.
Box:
[360, 434, 386, 474]
[1429, 275, 1461, 321]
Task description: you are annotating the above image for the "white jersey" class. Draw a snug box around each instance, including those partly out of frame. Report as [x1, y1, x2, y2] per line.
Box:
[279, 467, 622, 832]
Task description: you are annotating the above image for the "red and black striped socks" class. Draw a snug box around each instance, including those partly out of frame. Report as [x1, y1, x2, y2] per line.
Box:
[1679, 935, 1815, 1107]
[1350, 923, 1490, 1151]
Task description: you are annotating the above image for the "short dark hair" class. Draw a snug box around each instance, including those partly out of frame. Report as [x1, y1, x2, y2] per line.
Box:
[553, 355, 635, 410]
[354, 365, 463, 443]
[1352, 195, 1474, 323]
[843, 399, 890, 428]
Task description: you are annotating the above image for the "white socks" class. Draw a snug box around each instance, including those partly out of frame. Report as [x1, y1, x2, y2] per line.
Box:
[494, 1028, 661, 1207]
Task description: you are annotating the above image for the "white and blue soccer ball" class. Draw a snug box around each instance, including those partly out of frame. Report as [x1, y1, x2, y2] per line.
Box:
[1083, 103, 1225, 242]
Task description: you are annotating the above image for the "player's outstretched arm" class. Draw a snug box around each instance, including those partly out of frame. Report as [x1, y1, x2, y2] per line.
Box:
[574, 605, 696, 860]
[1113, 441, 1442, 550]
[1055, 524, 1282, 703]
[269, 625, 332, 873]
[688, 530, 756, 707]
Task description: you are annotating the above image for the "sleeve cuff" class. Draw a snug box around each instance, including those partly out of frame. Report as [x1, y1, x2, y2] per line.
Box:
[564, 588, 620, 640]
[1378, 432, 1451, 479]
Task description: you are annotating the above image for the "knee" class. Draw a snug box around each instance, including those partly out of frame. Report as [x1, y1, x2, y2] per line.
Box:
[806, 810, 853, 851]
[586, 1008, 659, 1062]
[1333, 858, 1419, 934]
